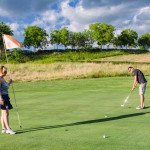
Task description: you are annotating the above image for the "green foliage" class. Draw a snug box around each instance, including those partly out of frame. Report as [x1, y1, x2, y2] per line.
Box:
[112, 37, 122, 48]
[138, 33, 150, 50]
[8, 48, 29, 63]
[60, 27, 70, 48]
[50, 29, 61, 49]
[0, 49, 147, 64]
[117, 29, 138, 48]
[73, 30, 94, 49]
[0, 22, 13, 50]
[25, 49, 147, 64]
[50, 28, 94, 49]
[23, 26, 48, 49]
[72, 32, 86, 48]
[89, 22, 114, 49]
[69, 31, 76, 49]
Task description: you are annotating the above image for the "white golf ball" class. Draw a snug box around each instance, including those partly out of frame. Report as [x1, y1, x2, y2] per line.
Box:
[103, 135, 106, 138]
[105, 116, 108, 118]
[121, 105, 124, 107]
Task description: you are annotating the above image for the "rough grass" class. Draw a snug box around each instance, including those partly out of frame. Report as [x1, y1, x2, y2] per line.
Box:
[98, 53, 150, 63]
[1, 49, 147, 64]
[26, 50, 148, 63]
[2, 62, 150, 82]
[0, 50, 149, 82]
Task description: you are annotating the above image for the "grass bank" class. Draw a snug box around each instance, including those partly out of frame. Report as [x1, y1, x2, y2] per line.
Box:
[3, 62, 150, 82]
[26, 50, 148, 63]
[1, 49, 148, 64]
[0, 50, 149, 82]
[97, 53, 150, 63]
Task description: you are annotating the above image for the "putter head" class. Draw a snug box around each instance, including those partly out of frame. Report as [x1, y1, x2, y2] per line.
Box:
[20, 125, 22, 129]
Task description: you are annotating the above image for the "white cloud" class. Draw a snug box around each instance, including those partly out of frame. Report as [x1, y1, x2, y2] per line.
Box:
[59, 0, 129, 32]
[32, 10, 60, 26]
[58, 0, 150, 36]
[31, 9, 60, 34]
[120, 6, 150, 35]
[114, 30, 122, 36]
[32, 18, 45, 27]
[0, 8, 10, 17]
[2, 0, 150, 49]
[42, 10, 59, 23]
[133, 6, 150, 23]
[6, 22, 21, 35]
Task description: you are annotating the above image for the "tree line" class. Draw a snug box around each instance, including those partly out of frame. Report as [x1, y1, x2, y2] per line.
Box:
[0, 22, 150, 50]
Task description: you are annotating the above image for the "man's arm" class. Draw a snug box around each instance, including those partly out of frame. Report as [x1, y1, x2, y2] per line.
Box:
[131, 75, 138, 92]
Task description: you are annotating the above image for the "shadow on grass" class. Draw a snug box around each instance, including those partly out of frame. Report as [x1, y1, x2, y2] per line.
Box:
[16, 112, 150, 134]
[144, 107, 150, 109]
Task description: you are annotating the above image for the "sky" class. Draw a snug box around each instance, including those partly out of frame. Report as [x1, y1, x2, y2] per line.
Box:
[0, 0, 150, 50]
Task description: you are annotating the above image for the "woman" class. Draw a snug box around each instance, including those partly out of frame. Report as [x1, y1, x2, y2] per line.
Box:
[0, 66, 16, 134]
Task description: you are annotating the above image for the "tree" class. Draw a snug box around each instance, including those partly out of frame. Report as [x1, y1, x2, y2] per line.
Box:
[70, 32, 86, 49]
[112, 36, 126, 49]
[69, 31, 76, 49]
[69, 30, 94, 49]
[0, 22, 13, 57]
[50, 30, 61, 49]
[82, 30, 94, 48]
[75, 32, 85, 48]
[59, 27, 70, 49]
[138, 33, 150, 50]
[23, 26, 48, 49]
[117, 29, 138, 49]
[89, 22, 114, 49]
[112, 37, 120, 49]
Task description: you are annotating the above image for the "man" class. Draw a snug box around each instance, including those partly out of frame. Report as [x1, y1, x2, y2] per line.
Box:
[128, 67, 147, 109]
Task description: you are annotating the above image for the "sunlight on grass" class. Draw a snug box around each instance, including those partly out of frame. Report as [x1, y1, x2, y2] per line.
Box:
[2, 62, 150, 82]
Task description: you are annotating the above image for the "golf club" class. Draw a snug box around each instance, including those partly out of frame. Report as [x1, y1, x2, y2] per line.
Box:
[121, 92, 131, 107]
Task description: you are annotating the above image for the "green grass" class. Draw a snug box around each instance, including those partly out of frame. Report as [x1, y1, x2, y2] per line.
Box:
[0, 49, 148, 64]
[1, 77, 150, 150]
[27, 50, 148, 64]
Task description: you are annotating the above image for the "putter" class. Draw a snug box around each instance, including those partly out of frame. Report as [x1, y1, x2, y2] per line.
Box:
[121, 92, 131, 107]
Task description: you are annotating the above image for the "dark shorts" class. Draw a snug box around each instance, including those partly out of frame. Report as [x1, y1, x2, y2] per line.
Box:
[1, 95, 13, 110]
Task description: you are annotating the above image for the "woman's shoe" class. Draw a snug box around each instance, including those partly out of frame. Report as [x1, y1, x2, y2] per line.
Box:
[6, 128, 16, 134]
[2, 128, 6, 133]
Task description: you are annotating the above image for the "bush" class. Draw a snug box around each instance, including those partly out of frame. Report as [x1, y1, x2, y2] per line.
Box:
[8, 49, 29, 63]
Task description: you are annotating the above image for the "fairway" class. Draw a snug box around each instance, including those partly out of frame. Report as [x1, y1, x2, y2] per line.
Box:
[1, 77, 150, 150]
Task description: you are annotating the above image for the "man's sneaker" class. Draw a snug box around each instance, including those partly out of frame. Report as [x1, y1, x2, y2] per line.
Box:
[136, 106, 143, 110]
[6, 128, 16, 134]
[2, 129, 6, 133]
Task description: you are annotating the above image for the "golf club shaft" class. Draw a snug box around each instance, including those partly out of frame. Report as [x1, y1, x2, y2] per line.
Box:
[12, 83, 22, 128]
[122, 92, 131, 106]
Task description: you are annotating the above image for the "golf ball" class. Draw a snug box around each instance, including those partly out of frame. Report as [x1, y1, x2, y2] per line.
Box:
[121, 105, 124, 107]
[103, 135, 106, 138]
[105, 116, 108, 118]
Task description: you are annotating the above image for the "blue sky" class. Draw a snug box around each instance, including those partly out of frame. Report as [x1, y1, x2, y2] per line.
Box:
[0, 0, 150, 49]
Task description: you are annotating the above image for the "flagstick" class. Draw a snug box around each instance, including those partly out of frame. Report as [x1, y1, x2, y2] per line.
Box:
[2, 34, 22, 129]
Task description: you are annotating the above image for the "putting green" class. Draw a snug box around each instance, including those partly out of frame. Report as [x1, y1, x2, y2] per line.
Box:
[0, 77, 150, 150]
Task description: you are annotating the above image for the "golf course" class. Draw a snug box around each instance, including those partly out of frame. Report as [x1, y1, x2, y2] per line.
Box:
[0, 65, 150, 150]
[1, 0, 150, 149]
